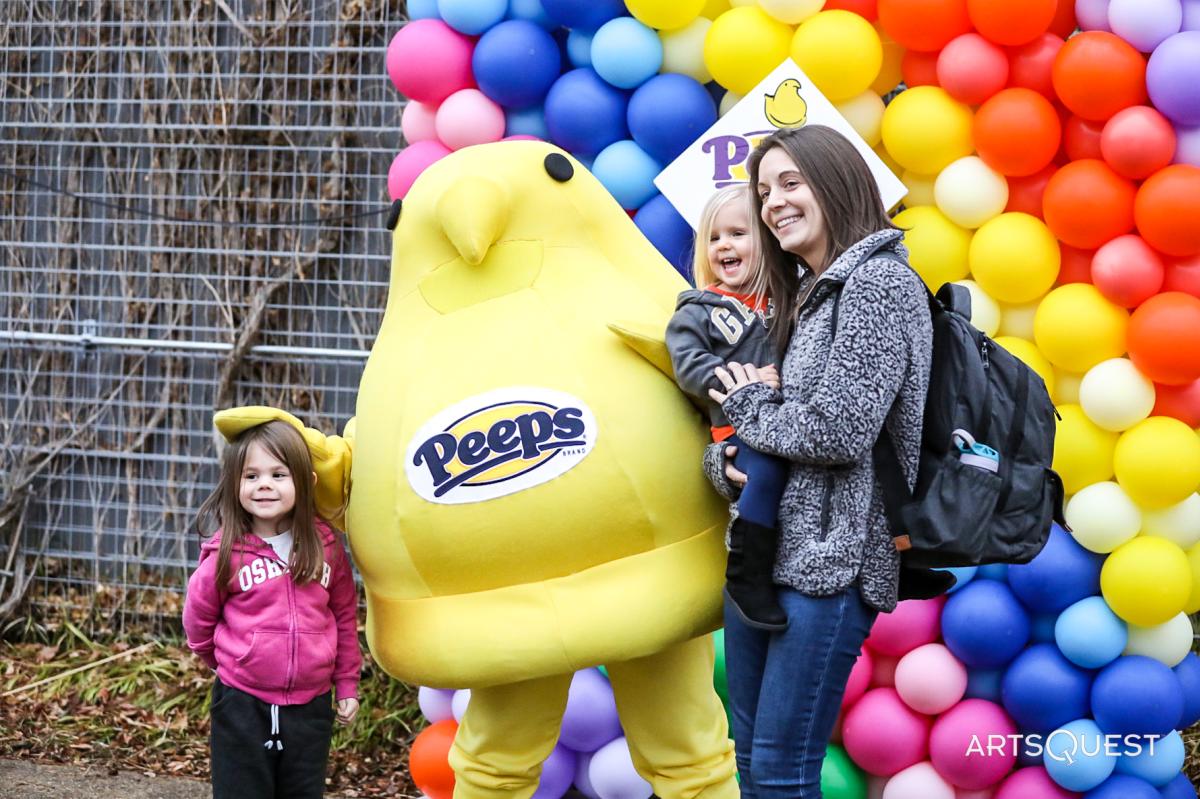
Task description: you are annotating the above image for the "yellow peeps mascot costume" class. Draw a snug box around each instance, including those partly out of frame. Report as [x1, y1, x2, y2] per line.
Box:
[215, 141, 738, 799]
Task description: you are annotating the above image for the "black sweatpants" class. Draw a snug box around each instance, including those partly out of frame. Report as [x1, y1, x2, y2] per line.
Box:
[210, 678, 334, 799]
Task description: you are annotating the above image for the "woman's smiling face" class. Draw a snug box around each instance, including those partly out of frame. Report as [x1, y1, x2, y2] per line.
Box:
[756, 146, 829, 269]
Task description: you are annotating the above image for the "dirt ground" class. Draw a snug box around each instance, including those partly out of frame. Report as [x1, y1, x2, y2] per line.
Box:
[0, 759, 211, 799]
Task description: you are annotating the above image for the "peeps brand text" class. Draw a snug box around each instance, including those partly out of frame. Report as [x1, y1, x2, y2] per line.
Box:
[405, 387, 597, 505]
[702, 130, 775, 188]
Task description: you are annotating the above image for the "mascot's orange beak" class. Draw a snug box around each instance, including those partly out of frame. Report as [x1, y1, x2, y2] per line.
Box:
[435, 176, 508, 266]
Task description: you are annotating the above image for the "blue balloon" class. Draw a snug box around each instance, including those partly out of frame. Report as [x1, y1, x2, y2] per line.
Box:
[438, 0, 507, 35]
[1114, 730, 1185, 787]
[635, 194, 694, 278]
[978, 563, 1009, 581]
[1172, 652, 1200, 728]
[1055, 596, 1128, 669]
[591, 17, 662, 90]
[1030, 612, 1059, 643]
[942, 579, 1031, 669]
[1158, 771, 1199, 799]
[627, 74, 718, 165]
[544, 69, 629, 156]
[473, 21, 563, 109]
[1001, 643, 1093, 734]
[407, 0, 440, 19]
[939, 565, 978, 593]
[1008, 522, 1103, 613]
[1082, 773, 1161, 799]
[592, 140, 661, 210]
[507, 0, 556, 29]
[504, 106, 549, 139]
[965, 667, 1004, 702]
[1092, 656, 1184, 737]
[540, 0, 626, 30]
[1044, 719, 1117, 792]
[566, 29, 593, 68]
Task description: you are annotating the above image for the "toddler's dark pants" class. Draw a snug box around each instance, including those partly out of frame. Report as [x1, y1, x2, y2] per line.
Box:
[210, 677, 333, 799]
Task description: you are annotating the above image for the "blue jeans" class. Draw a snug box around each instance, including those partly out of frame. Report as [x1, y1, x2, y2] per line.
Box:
[729, 434, 788, 529]
[723, 587, 877, 799]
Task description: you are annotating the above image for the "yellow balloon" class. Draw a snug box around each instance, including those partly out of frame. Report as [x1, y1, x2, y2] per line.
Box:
[660, 18, 714, 83]
[998, 300, 1040, 340]
[893, 206, 972, 292]
[881, 86, 974, 175]
[835, 90, 885, 148]
[955, 279, 1001, 337]
[1185, 541, 1200, 614]
[1033, 284, 1129, 373]
[994, 336, 1056, 399]
[969, 213, 1060, 304]
[1101, 536, 1192, 626]
[759, 0, 825, 24]
[1053, 404, 1118, 494]
[702, 0, 733, 17]
[627, 0, 704, 30]
[1054, 368, 1083, 405]
[871, 25, 904, 95]
[1114, 417, 1200, 509]
[902, 170, 937, 207]
[875, 142, 903, 179]
[704, 7, 794, 94]
[790, 10, 882, 102]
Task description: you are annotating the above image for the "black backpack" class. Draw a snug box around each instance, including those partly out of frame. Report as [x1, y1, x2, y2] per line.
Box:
[836, 250, 1067, 570]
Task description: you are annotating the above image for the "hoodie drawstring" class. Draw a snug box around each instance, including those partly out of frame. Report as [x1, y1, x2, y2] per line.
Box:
[264, 703, 284, 750]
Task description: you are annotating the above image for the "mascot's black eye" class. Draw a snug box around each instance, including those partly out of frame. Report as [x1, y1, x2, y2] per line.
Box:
[544, 153, 574, 183]
[385, 198, 402, 231]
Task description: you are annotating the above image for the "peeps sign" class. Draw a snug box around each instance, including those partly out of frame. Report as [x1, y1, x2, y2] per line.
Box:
[654, 59, 907, 229]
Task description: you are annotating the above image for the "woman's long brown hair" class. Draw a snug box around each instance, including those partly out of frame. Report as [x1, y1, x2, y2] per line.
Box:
[747, 125, 900, 352]
[194, 421, 324, 588]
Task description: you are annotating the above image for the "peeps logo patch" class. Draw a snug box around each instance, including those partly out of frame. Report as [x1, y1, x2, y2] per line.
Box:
[405, 387, 597, 505]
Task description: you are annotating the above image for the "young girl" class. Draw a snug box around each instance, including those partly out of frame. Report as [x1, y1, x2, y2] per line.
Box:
[666, 185, 789, 632]
[183, 419, 362, 799]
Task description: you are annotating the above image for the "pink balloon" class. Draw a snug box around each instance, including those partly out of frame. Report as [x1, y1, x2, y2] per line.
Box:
[882, 762, 956, 799]
[938, 33, 1010, 105]
[992, 766, 1077, 799]
[435, 89, 507, 150]
[1091, 234, 1166, 307]
[402, 100, 440, 144]
[843, 688, 932, 777]
[1007, 33, 1065, 100]
[386, 20, 475, 104]
[1101, 106, 1179, 179]
[843, 648, 876, 709]
[867, 597, 945, 657]
[1165, 253, 1200, 298]
[930, 699, 1017, 790]
[894, 644, 968, 714]
[871, 651, 900, 687]
[387, 140, 451, 200]
[955, 789, 996, 799]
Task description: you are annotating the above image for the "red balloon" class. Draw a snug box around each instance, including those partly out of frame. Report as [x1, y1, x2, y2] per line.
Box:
[967, 0, 1057, 46]
[1048, 0, 1078, 38]
[825, 0, 880, 19]
[974, 88, 1062, 176]
[409, 720, 458, 799]
[1062, 115, 1105, 161]
[1164, 255, 1200, 299]
[1006, 164, 1058, 217]
[901, 49, 941, 87]
[1091, 235, 1165, 308]
[938, 33, 1010, 105]
[1135, 165, 1200, 257]
[1101, 107, 1178, 180]
[879, 0, 972, 51]
[1153, 379, 1200, 428]
[1042, 159, 1136, 249]
[1052, 32, 1148, 122]
[1128, 292, 1200, 386]
[1007, 33, 1065, 100]
[1057, 244, 1095, 285]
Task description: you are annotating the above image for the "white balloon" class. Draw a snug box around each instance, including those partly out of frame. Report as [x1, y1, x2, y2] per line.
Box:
[451, 688, 471, 721]
[1065, 481, 1143, 553]
[934, 156, 1009, 229]
[902, 170, 937, 207]
[1143, 493, 1200, 548]
[660, 18, 713, 83]
[758, 0, 825, 24]
[588, 737, 653, 799]
[1125, 611, 1195, 666]
[998, 300, 1039, 340]
[836, 90, 886, 148]
[1054, 368, 1084, 405]
[1079, 358, 1157, 432]
[719, 89, 742, 116]
[418, 686, 456, 723]
[955, 279, 1001, 337]
[881, 762, 956, 799]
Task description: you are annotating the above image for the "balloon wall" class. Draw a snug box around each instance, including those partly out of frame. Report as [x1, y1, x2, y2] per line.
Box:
[386, 0, 1200, 796]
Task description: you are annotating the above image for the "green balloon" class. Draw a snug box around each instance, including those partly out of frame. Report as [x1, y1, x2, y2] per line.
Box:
[712, 629, 729, 705]
[821, 744, 867, 799]
[597, 664, 608, 678]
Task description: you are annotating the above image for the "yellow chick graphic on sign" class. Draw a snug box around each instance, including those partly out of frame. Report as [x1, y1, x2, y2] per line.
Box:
[764, 78, 809, 128]
[215, 141, 738, 799]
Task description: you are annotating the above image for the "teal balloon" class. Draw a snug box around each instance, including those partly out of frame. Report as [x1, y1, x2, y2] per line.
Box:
[822, 744, 867, 799]
[597, 664, 608, 678]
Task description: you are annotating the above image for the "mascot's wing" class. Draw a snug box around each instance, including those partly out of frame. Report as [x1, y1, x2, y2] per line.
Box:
[213, 406, 354, 530]
[606, 319, 675, 381]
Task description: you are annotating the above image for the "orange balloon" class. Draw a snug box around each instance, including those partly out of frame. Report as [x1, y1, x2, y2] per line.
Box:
[1164, 254, 1200, 299]
[1134, 165, 1200, 257]
[1042, 159, 1136, 249]
[1048, 0, 1077, 39]
[409, 720, 458, 799]
[1006, 164, 1057, 218]
[878, 0, 971, 51]
[901, 49, 940, 87]
[1057, 243, 1095, 285]
[974, 88, 1061, 176]
[967, 0, 1056, 46]
[1062, 115, 1105, 161]
[1052, 32, 1148, 122]
[1153, 379, 1200, 428]
[825, 0, 880, 20]
[1128, 292, 1200, 386]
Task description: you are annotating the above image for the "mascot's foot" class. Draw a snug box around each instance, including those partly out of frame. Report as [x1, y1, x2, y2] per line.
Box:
[724, 519, 787, 632]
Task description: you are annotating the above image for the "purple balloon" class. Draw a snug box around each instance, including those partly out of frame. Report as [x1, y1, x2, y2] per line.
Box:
[418, 686, 456, 723]
[1109, 0, 1182, 52]
[1076, 0, 1112, 31]
[532, 744, 577, 799]
[574, 750, 603, 799]
[1174, 124, 1200, 164]
[1184, 0, 1200, 30]
[1148, 31, 1200, 125]
[560, 669, 623, 752]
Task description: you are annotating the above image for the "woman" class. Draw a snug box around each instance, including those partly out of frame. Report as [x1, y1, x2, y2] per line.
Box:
[703, 126, 934, 798]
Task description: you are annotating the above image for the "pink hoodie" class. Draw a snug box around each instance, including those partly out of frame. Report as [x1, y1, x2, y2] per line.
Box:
[183, 520, 361, 706]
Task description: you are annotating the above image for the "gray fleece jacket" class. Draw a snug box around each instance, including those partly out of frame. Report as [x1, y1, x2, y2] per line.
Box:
[666, 289, 780, 428]
[703, 229, 932, 613]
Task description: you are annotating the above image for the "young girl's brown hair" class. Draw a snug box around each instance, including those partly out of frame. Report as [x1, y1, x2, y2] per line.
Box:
[194, 421, 324, 588]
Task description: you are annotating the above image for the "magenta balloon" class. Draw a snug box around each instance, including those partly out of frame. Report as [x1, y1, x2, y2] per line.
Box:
[385, 20, 475, 104]
[1075, 0, 1112, 31]
[929, 699, 1018, 790]
[1108, 0, 1182, 52]
[387, 140, 451, 200]
[994, 766, 1079, 799]
[842, 648, 875, 709]
[842, 687, 931, 776]
[1148, 31, 1200, 126]
[559, 669, 623, 753]
[865, 597, 944, 657]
